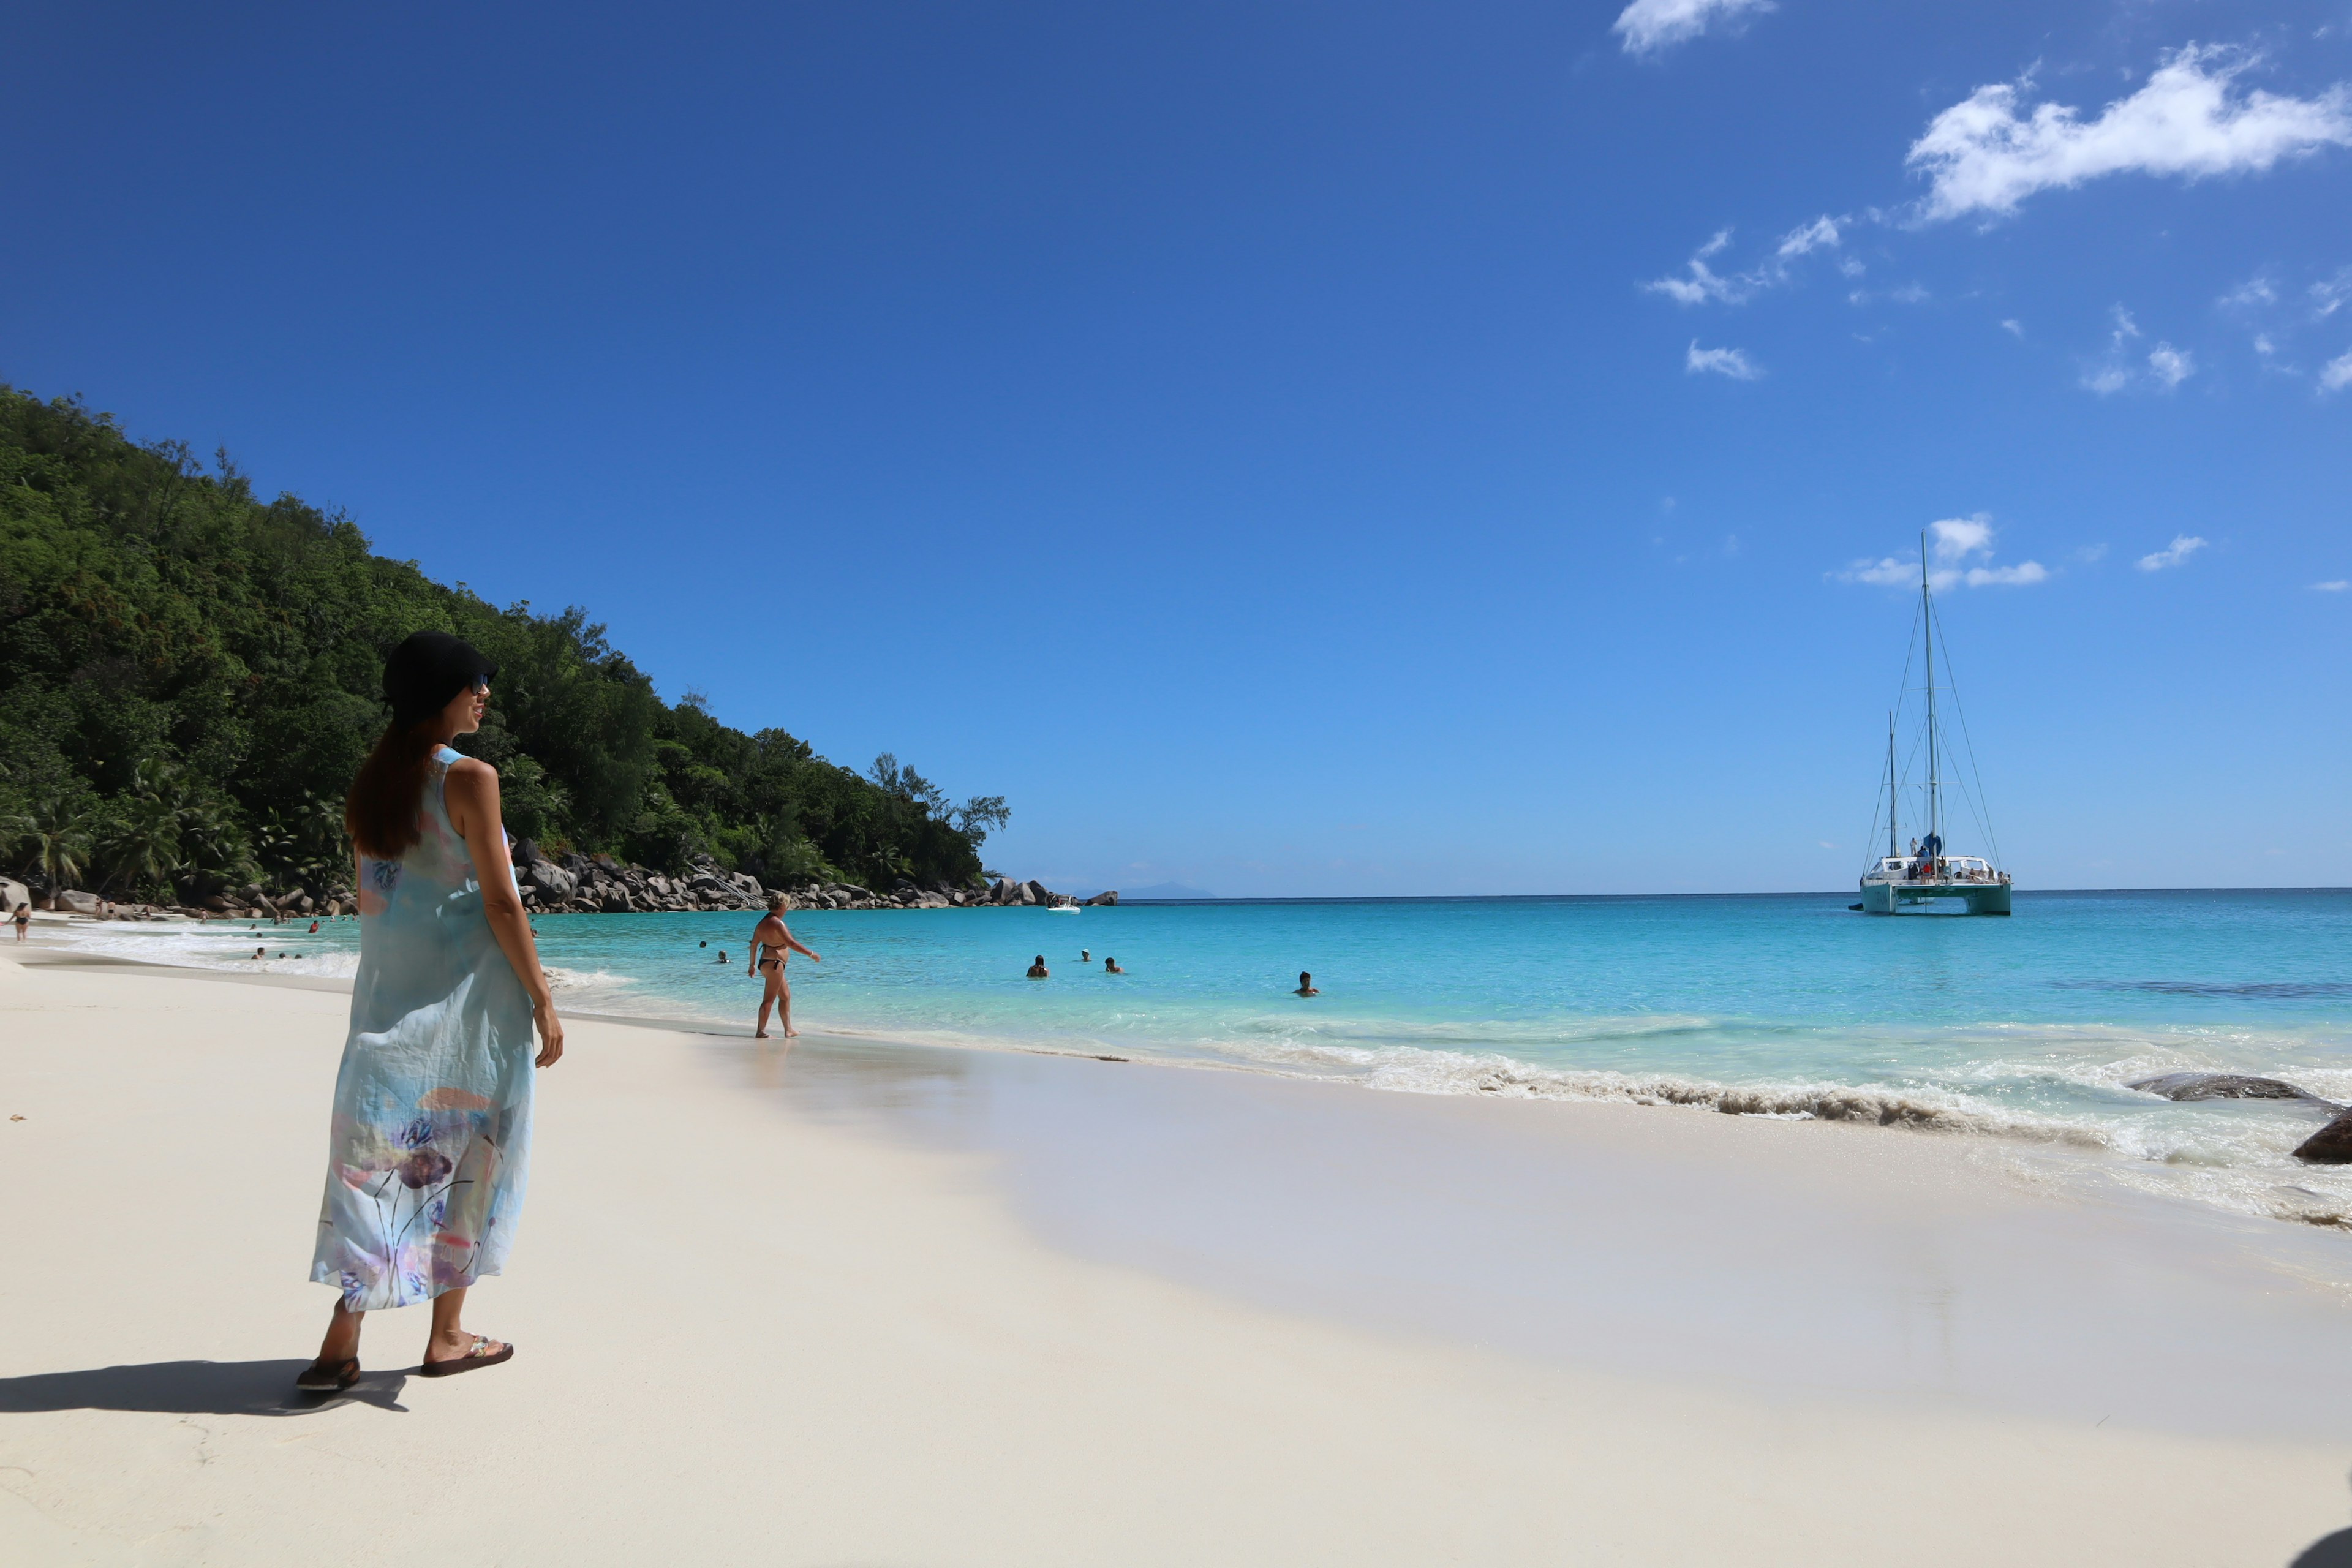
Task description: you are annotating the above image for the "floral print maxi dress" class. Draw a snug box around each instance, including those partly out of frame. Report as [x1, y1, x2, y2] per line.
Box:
[310, 746, 535, 1311]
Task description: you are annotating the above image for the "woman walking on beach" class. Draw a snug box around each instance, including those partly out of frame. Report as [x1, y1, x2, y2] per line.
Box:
[748, 891, 820, 1038]
[298, 632, 565, 1393]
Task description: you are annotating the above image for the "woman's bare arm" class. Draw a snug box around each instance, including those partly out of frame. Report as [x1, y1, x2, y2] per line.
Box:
[780, 922, 820, 962]
[443, 758, 565, 1067]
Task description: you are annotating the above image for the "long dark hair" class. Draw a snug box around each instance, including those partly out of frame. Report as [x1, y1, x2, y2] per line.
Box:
[345, 720, 440, 860]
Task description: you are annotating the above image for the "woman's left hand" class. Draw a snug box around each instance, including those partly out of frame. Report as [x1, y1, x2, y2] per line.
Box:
[533, 1000, 565, 1067]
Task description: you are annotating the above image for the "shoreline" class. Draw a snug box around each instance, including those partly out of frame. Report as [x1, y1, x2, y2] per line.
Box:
[5, 945, 2352, 1562]
[21, 923, 2352, 1236]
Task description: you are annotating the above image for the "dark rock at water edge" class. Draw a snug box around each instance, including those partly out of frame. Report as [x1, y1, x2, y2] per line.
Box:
[2127, 1072, 2339, 1107]
[2296, 1109, 2352, 1164]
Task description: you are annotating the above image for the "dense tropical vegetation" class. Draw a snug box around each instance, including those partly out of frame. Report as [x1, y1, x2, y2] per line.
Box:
[0, 385, 1006, 904]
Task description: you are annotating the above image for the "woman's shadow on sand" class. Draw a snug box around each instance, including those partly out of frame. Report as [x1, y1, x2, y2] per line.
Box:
[0, 1360, 408, 1415]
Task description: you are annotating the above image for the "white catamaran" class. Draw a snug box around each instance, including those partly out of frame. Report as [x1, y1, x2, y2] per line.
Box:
[1857, 540, 2013, 916]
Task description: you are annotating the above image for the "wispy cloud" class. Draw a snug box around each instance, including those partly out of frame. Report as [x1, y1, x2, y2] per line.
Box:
[1613, 0, 1774, 57]
[1644, 217, 1846, 307]
[2136, 534, 2208, 571]
[2313, 580, 2349, 592]
[2314, 268, 2352, 318]
[1686, 341, 1762, 379]
[1836, 514, 2048, 590]
[1646, 229, 1743, 304]
[2001, 318, 2024, 337]
[2220, 274, 2279, 309]
[2083, 306, 2196, 393]
[1776, 216, 1841, 258]
[2323, 350, 2352, 391]
[1907, 45, 2352, 221]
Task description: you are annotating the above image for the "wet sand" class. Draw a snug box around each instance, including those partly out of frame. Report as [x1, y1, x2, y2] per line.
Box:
[4, 943, 2350, 1565]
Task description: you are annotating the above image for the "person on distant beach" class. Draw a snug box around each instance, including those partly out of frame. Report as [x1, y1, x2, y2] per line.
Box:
[298, 631, 564, 1395]
[1104, 957, 1123, 974]
[748, 892, 821, 1039]
[1027, 955, 1050, 978]
[10, 903, 27, 941]
[1294, 971, 1319, 997]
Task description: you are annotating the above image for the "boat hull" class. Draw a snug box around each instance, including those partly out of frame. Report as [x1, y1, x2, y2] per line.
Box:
[1859, 880, 2011, 916]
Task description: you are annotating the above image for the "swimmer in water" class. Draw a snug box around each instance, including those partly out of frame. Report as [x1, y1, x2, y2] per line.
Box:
[1104, 956, 1123, 974]
[747, 892, 821, 1038]
[252, 946, 266, 960]
[1293, 971, 1319, 997]
[1027, 955, 1049, 979]
[1082, 949, 1090, 962]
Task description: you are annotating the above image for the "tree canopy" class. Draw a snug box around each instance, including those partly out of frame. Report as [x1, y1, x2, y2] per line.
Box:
[0, 386, 1003, 901]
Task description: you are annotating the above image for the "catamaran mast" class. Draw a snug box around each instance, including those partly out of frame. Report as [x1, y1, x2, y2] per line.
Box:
[1887, 712, 1898, 859]
[1920, 535, 1940, 851]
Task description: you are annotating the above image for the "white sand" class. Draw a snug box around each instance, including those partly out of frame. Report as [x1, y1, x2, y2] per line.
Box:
[4, 943, 2350, 1566]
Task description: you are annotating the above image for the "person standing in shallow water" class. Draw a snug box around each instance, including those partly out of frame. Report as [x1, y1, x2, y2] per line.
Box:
[298, 631, 565, 1394]
[748, 892, 821, 1038]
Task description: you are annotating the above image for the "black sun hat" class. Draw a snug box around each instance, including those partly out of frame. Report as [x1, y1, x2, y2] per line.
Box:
[383, 631, 498, 728]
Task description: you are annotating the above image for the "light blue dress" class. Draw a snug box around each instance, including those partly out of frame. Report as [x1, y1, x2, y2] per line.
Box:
[310, 746, 535, 1311]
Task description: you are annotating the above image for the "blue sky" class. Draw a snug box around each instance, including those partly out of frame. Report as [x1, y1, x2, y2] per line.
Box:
[7, 0, 2349, 894]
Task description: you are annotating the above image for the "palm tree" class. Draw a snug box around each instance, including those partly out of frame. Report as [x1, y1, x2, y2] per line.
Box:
[98, 794, 183, 897]
[27, 797, 91, 909]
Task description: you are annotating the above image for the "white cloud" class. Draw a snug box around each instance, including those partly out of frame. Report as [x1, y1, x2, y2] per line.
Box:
[1776, 216, 1841, 258]
[2313, 580, 2350, 592]
[2315, 268, 2352, 318]
[2136, 534, 2208, 571]
[1645, 218, 1845, 307]
[1613, 0, 1774, 57]
[2084, 306, 2195, 393]
[1931, 514, 1994, 560]
[2254, 333, 2277, 355]
[1686, 341, 1762, 379]
[1837, 515, 2048, 590]
[2221, 274, 2279, 308]
[1907, 45, 2352, 221]
[1839, 557, 1920, 586]
[2001, 318, 2024, 336]
[2323, 350, 2352, 390]
[1645, 230, 1745, 304]
[2074, 543, 2109, 564]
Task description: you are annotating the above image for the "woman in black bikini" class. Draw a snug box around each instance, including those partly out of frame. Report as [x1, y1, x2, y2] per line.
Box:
[748, 891, 821, 1038]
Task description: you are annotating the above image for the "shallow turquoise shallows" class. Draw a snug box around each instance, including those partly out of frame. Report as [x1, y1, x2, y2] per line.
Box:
[73, 888, 2352, 1227]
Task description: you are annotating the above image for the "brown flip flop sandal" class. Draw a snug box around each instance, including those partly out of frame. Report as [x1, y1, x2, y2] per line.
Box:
[421, 1335, 514, 1376]
[295, 1355, 360, 1393]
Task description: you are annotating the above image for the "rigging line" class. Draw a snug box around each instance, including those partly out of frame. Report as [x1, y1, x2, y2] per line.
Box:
[1931, 609, 2006, 871]
[1890, 597, 1923, 723]
[1856, 727, 1894, 876]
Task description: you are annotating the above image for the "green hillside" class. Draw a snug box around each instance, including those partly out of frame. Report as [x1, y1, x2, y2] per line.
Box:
[0, 386, 1005, 904]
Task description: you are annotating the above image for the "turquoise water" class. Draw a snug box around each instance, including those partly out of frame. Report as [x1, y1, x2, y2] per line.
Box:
[69, 889, 2352, 1224]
